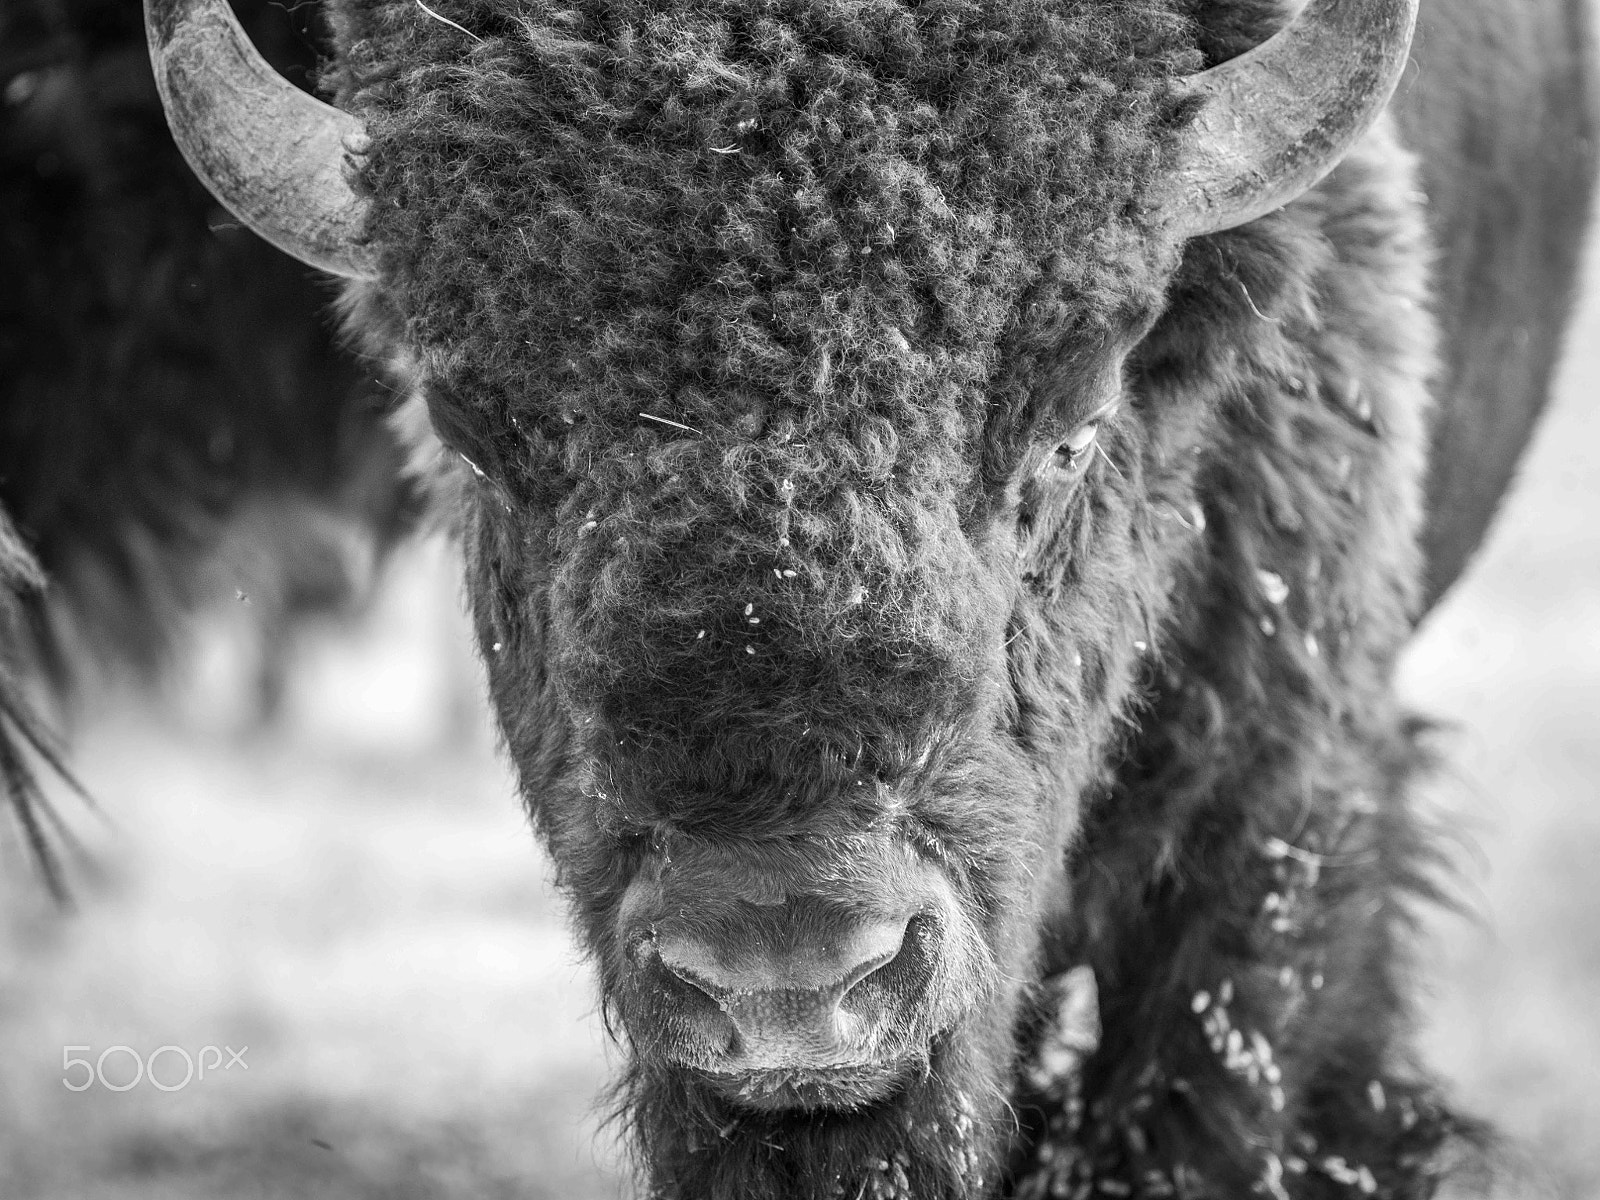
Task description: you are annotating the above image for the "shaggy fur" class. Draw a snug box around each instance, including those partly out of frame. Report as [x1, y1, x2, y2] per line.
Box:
[332, 0, 1199, 794]
[1011, 119, 1463, 1198]
[7, 0, 1589, 1193]
[329, 6, 1202, 1194]
[313, 0, 1597, 1196]
[0, 0, 413, 890]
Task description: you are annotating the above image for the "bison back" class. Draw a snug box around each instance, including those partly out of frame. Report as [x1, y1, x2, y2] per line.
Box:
[1394, 0, 1599, 612]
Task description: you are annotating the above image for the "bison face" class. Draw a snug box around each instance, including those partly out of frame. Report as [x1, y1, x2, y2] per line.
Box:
[430, 301, 1177, 1193]
[324, 10, 1200, 1188]
[143, 0, 1422, 1189]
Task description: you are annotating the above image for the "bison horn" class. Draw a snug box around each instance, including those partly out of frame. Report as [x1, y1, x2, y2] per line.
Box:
[144, 0, 377, 279]
[1159, 0, 1419, 237]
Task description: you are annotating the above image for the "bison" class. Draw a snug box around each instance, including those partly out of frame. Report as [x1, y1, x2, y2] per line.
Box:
[6, 0, 1597, 1196]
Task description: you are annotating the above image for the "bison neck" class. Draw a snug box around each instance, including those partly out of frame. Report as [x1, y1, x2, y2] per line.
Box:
[1015, 119, 1470, 1197]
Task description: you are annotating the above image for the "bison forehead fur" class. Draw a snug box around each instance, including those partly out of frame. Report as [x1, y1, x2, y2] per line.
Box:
[324, 0, 1492, 1198]
[335, 0, 1197, 797]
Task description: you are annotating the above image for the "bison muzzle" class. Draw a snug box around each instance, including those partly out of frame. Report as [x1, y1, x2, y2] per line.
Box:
[618, 836, 979, 1107]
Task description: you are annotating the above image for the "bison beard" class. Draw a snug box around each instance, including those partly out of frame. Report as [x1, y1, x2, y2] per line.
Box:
[618, 1032, 1012, 1200]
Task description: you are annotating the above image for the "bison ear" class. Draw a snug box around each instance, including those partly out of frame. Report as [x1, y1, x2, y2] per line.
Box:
[144, 0, 377, 278]
[1157, 0, 1419, 237]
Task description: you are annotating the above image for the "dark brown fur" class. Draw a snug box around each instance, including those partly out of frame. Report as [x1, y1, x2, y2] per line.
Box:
[317, 1, 1596, 1196]
[3, 0, 1593, 1195]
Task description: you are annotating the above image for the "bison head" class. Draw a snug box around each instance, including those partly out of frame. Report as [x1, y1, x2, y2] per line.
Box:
[145, 0, 1418, 1195]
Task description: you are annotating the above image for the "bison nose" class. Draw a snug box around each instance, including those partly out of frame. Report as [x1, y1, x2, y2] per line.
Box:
[654, 916, 911, 1070]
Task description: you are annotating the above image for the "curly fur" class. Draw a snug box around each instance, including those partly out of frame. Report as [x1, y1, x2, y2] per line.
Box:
[310, 0, 1600, 1196]
[331, 0, 1203, 805]
[6, 0, 1587, 1193]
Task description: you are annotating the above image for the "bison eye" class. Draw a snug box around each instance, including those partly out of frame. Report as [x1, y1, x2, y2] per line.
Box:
[1048, 421, 1100, 474]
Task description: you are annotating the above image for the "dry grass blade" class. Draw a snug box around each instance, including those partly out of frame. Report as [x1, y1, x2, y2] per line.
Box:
[414, 0, 483, 44]
[0, 680, 92, 907]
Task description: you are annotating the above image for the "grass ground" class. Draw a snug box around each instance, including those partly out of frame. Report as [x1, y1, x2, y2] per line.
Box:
[0, 548, 625, 1198]
[2, 217, 1598, 1200]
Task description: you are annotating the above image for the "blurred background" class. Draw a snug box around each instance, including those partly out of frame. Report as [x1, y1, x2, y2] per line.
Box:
[0, 200, 1597, 1200]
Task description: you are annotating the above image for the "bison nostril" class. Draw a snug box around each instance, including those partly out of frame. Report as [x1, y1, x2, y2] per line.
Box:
[657, 956, 723, 1003]
[838, 940, 901, 996]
